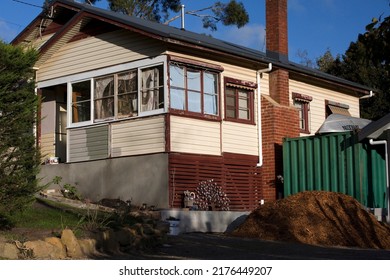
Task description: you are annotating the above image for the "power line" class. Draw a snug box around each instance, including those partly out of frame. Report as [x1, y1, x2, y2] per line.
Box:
[11, 0, 43, 9]
[0, 18, 22, 28]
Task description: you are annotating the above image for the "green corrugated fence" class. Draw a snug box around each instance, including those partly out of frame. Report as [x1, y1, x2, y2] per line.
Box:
[283, 132, 387, 208]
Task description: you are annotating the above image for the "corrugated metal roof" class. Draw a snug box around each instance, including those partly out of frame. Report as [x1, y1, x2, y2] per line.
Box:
[14, 0, 373, 94]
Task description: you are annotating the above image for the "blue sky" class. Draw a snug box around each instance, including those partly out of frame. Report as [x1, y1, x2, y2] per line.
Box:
[0, 0, 389, 63]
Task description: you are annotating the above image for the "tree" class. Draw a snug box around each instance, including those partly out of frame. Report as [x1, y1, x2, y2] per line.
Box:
[60, 0, 249, 31]
[317, 16, 390, 120]
[0, 41, 41, 228]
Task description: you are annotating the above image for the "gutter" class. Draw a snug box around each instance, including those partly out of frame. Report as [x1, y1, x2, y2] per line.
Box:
[256, 63, 273, 167]
[369, 139, 390, 222]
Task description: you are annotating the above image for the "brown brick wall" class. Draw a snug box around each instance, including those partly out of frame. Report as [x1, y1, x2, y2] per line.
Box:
[261, 95, 300, 202]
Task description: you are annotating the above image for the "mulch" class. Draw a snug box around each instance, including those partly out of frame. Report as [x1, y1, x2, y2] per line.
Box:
[231, 191, 390, 249]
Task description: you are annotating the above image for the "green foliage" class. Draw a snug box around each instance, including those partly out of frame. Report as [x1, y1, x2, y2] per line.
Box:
[83, 0, 248, 31]
[317, 16, 390, 120]
[0, 41, 41, 228]
[51, 176, 83, 201]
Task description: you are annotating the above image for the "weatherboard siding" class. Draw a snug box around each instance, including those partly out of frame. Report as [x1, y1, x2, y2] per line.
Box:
[170, 116, 221, 155]
[40, 133, 55, 159]
[111, 116, 166, 157]
[222, 122, 259, 156]
[38, 30, 164, 81]
[289, 79, 360, 135]
[68, 125, 109, 162]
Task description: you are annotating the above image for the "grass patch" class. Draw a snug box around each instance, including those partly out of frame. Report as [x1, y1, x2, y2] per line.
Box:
[11, 200, 82, 230]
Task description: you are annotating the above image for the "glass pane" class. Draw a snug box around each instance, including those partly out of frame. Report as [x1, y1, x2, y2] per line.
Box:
[170, 64, 185, 88]
[188, 91, 201, 113]
[204, 72, 217, 93]
[238, 97, 249, 109]
[239, 109, 249, 119]
[141, 66, 163, 111]
[170, 88, 185, 110]
[71, 80, 91, 123]
[226, 108, 235, 118]
[187, 69, 201, 91]
[118, 93, 138, 117]
[204, 93, 217, 115]
[94, 97, 114, 119]
[118, 71, 137, 94]
[95, 76, 114, 98]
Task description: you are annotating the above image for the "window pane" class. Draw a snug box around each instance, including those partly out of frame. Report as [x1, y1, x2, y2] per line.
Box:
[294, 101, 305, 130]
[187, 69, 201, 91]
[170, 65, 185, 88]
[118, 71, 138, 117]
[94, 76, 114, 120]
[204, 72, 217, 93]
[118, 71, 137, 94]
[141, 65, 163, 112]
[170, 88, 186, 110]
[118, 94, 138, 117]
[204, 93, 217, 115]
[239, 109, 249, 119]
[188, 91, 201, 113]
[71, 80, 91, 123]
[226, 108, 235, 118]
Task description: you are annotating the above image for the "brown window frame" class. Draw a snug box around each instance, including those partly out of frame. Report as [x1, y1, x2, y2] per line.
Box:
[169, 62, 221, 121]
[292, 92, 312, 134]
[224, 77, 256, 125]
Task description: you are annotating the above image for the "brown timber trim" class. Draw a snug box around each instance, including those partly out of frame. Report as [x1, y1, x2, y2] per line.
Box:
[169, 152, 262, 211]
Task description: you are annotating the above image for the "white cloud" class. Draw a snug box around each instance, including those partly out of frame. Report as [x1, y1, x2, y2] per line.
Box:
[219, 23, 266, 51]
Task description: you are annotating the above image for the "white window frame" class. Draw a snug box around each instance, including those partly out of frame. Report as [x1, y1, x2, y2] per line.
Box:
[38, 55, 168, 129]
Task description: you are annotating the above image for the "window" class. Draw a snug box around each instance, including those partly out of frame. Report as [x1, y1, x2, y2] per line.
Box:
[69, 64, 164, 125]
[141, 65, 164, 112]
[71, 80, 91, 123]
[224, 78, 256, 124]
[118, 70, 138, 117]
[169, 63, 219, 116]
[94, 75, 114, 120]
[292, 92, 312, 134]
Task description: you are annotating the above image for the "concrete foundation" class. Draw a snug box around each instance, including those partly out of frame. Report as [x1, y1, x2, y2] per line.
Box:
[160, 209, 249, 234]
[39, 153, 169, 208]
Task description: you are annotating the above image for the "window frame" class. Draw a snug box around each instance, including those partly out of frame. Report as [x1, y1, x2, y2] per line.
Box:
[224, 77, 256, 125]
[63, 56, 167, 128]
[168, 60, 221, 121]
[292, 92, 312, 134]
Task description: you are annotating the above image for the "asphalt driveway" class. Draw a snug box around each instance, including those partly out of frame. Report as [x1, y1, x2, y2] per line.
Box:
[131, 233, 390, 260]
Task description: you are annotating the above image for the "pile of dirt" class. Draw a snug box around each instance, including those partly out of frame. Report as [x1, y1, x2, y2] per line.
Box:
[232, 191, 390, 249]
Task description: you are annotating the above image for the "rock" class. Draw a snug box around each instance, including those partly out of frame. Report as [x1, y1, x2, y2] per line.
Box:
[79, 239, 98, 257]
[24, 240, 66, 259]
[44, 237, 66, 258]
[61, 229, 84, 259]
[0, 243, 19, 260]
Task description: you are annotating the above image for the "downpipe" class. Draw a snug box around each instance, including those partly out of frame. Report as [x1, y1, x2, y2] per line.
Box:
[256, 63, 272, 167]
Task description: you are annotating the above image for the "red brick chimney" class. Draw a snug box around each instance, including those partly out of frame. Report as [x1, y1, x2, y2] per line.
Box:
[260, 0, 299, 203]
[266, 0, 288, 62]
[265, 0, 289, 106]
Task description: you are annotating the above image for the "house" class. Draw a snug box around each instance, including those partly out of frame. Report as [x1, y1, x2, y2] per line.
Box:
[12, 0, 372, 210]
